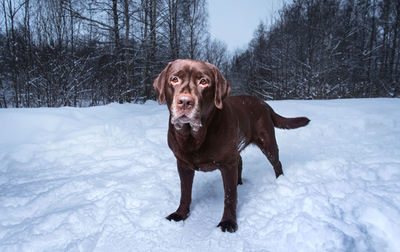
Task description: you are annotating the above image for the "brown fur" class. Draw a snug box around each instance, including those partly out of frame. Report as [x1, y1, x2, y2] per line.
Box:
[153, 59, 310, 232]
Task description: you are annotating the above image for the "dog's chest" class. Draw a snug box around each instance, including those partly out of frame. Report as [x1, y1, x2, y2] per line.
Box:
[186, 150, 221, 172]
[174, 146, 221, 172]
[168, 126, 231, 172]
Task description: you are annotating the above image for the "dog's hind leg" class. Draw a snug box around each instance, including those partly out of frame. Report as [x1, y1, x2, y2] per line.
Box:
[254, 125, 283, 179]
[265, 147, 283, 179]
[237, 155, 243, 185]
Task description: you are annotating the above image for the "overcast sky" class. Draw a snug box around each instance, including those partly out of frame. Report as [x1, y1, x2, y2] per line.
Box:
[208, 0, 287, 52]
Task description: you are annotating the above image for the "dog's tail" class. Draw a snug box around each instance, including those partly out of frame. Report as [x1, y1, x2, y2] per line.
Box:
[271, 110, 310, 129]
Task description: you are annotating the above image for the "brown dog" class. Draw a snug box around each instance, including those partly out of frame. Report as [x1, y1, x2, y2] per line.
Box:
[153, 59, 310, 232]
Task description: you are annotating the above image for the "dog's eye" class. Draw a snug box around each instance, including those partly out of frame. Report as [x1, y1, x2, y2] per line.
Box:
[171, 77, 179, 84]
[199, 79, 208, 86]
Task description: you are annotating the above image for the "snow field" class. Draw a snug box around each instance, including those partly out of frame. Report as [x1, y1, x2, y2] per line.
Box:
[1, 99, 400, 251]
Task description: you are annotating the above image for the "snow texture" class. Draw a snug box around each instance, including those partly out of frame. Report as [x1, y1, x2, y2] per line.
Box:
[1, 99, 400, 251]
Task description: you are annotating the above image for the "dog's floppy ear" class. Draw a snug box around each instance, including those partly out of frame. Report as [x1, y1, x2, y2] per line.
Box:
[212, 65, 231, 109]
[153, 62, 172, 104]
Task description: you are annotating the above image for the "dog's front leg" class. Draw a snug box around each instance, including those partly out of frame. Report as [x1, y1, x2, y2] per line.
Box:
[166, 160, 194, 222]
[217, 163, 238, 232]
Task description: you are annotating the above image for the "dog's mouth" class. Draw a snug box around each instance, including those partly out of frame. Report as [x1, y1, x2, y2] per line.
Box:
[171, 114, 202, 132]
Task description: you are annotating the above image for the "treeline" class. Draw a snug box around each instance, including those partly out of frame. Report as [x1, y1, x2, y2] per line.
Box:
[1, 0, 399, 108]
[229, 0, 400, 99]
[0, 0, 229, 108]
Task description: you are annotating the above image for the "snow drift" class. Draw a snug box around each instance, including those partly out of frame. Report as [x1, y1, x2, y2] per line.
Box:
[1, 99, 400, 251]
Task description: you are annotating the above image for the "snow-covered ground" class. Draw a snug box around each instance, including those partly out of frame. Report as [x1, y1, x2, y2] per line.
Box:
[1, 98, 400, 251]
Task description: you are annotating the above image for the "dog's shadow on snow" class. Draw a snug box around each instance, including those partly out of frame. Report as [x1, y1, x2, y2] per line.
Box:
[191, 172, 224, 210]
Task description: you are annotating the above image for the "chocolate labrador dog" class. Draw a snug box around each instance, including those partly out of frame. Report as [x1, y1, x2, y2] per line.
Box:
[153, 59, 309, 232]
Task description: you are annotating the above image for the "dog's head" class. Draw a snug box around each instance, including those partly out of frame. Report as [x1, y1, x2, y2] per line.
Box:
[153, 59, 231, 132]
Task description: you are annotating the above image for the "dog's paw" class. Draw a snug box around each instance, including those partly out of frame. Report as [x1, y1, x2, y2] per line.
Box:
[166, 212, 187, 222]
[276, 172, 284, 179]
[217, 220, 238, 233]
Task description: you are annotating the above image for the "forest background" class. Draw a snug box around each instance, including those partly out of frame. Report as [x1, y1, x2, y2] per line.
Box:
[0, 0, 399, 108]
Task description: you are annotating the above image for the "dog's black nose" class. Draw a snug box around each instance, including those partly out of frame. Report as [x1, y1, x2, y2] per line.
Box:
[177, 95, 195, 111]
